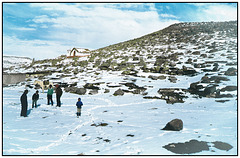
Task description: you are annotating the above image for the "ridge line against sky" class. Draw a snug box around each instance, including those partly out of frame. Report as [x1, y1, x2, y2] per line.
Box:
[3, 2, 237, 59]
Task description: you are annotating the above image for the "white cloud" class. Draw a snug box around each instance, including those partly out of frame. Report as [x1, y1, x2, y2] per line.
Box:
[4, 3, 180, 59]
[3, 35, 69, 59]
[32, 15, 56, 23]
[191, 3, 237, 22]
[160, 13, 178, 19]
[201, 4, 237, 21]
[10, 27, 36, 31]
[28, 3, 179, 56]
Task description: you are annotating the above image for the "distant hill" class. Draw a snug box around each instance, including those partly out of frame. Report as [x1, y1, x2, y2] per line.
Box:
[86, 21, 237, 74]
[92, 21, 237, 57]
[3, 55, 32, 72]
[4, 21, 237, 77]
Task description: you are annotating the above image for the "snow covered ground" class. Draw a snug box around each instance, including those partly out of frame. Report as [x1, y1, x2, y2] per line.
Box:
[3, 75, 237, 155]
[2, 22, 237, 155]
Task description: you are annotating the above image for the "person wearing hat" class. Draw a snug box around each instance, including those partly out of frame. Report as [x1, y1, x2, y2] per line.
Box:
[55, 84, 63, 107]
[76, 98, 83, 117]
[32, 90, 39, 108]
[20, 90, 28, 117]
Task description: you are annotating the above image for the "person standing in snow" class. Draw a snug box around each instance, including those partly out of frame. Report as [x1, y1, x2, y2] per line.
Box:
[20, 90, 28, 117]
[47, 85, 53, 105]
[32, 90, 39, 108]
[55, 84, 63, 107]
[76, 98, 83, 117]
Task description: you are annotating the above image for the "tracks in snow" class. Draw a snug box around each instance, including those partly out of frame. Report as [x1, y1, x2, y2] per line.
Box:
[25, 96, 155, 154]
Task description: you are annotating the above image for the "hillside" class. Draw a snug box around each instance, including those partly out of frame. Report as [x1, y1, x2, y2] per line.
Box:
[3, 21, 237, 155]
[3, 55, 32, 72]
[6, 21, 237, 101]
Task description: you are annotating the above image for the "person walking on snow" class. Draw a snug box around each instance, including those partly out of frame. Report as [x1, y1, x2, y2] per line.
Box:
[47, 85, 53, 105]
[76, 98, 83, 117]
[55, 84, 63, 107]
[32, 90, 39, 108]
[20, 90, 28, 117]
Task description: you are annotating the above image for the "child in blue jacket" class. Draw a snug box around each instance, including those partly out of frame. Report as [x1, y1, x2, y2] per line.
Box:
[76, 98, 83, 117]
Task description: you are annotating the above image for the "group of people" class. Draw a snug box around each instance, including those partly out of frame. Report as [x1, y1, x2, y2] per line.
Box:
[46, 84, 62, 107]
[20, 84, 83, 118]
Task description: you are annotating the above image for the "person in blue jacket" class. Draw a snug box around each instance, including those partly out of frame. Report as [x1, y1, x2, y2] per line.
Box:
[76, 98, 83, 117]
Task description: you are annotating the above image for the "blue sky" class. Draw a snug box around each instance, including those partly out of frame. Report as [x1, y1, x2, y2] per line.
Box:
[3, 2, 237, 59]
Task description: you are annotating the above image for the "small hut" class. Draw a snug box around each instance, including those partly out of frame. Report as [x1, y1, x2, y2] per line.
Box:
[67, 48, 90, 58]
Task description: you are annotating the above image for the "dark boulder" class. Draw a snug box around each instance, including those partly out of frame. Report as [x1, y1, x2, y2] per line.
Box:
[104, 89, 110, 93]
[203, 85, 216, 96]
[220, 86, 237, 92]
[215, 94, 233, 98]
[64, 87, 76, 92]
[183, 69, 197, 75]
[189, 82, 203, 90]
[213, 63, 219, 67]
[26, 84, 34, 89]
[162, 119, 183, 131]
[168, 76, 177, 83]
[209, 76, 229, 83]
[91, 122, 108, 127]
[143, 96, 161, 99]
[133, 89, 141, 94]
[89, 89, 98, 95]
[182, 66, 197, 76]
[185, 58, 193, 64]
[75, 88, 87, 95]
[113, 89, 124, 96]
[133, 57, 139, 61]
[200, 54, 207, 58]
[158, 88, 187, 104]
[154, 58, 165, 66]
[83, 83, 100, 90]
[69, 82, 77, 87]
[192, 51, 200, 55]
[64, 87, 86, 95]
[123, 82, 147, 91]
[201, 76, 210, 83]
[35, 83, 41, 89]
[99, 62, 111, 70]
[212, 66, 219, 71]
[194, 63, 201, 68]
[148, 75, 159, 80]
[121, 69, 138, 76]
[224, 67, 237, 76]
[158, 75, 167, 80]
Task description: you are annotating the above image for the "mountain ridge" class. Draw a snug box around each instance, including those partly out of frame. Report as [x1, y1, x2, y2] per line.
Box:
[94, 20, 237, 52]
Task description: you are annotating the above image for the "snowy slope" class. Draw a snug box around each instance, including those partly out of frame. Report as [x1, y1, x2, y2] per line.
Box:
[2, 79, 237, 155]
[3, 55, 33, 74]
[3, 55, 32, 69]
[3, 21, 237, 155]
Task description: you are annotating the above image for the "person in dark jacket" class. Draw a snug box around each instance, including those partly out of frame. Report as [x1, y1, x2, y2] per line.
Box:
[55, 84, 63, 107]
[76, 98, 83, 117]
[20, 90, 28, 117]
[32, 90, 39, 108]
